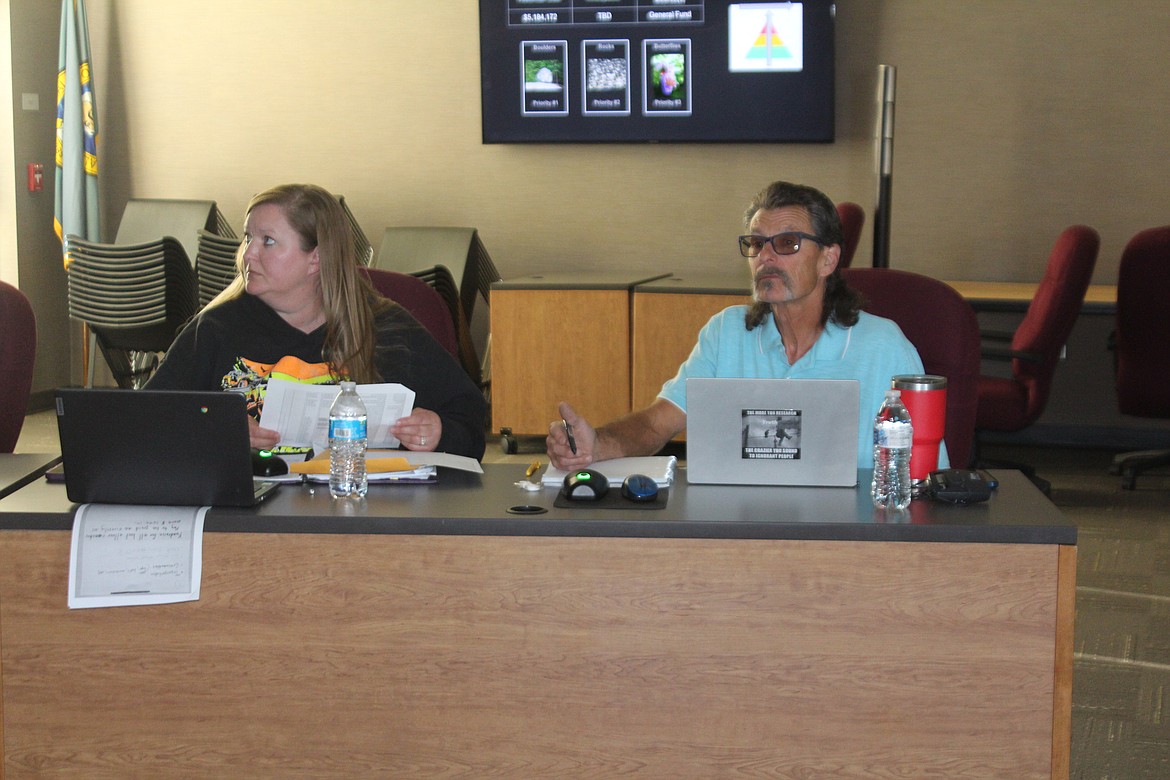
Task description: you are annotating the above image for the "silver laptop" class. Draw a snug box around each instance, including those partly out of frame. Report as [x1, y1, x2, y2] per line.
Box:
[685, 378, 860, 486]
[55, 388, 279, 506]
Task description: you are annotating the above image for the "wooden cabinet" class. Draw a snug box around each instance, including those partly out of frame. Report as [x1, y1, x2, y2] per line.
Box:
[489, 272, 748, 444]
[631, 273, 751, 411]
[489, 273, 667, 438]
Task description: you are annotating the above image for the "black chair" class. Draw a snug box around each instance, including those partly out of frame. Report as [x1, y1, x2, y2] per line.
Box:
[195, 230, 242, 308]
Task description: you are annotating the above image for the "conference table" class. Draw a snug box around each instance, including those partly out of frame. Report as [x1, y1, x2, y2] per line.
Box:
[0, 452, 60, 500]
[944, 280, 1117, 313]
[0, 462, 1075, 779]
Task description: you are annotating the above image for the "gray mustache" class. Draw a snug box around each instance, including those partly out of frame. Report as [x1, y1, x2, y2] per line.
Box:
[754, 268, 789, 286]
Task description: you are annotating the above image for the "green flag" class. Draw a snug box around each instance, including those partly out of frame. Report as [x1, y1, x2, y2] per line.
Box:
[54, 0, 100, 268]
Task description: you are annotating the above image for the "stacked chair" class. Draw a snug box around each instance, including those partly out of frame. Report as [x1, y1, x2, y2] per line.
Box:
[70, 198, 238, 386]
[65, 235, 198, 388]
[338, 196, 374, 266]
[195, 230, 242, 307]
[115, 198, 235, 264]
[407, 264, 480, 385]
[360, 268, 459, 358]
[374, 227, 502, 389]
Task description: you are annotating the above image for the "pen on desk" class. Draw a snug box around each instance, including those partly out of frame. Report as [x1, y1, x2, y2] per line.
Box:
[562, 419, 577, 455]
[525, 460, 541, 478]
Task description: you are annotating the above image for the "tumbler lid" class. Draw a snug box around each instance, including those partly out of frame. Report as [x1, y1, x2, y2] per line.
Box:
[891, 374, 947, 391]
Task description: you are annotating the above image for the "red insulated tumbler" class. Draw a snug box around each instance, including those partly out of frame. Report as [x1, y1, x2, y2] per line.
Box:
[891, 374, 948, 487]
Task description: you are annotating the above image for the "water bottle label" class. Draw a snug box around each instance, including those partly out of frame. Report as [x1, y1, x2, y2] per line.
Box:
[329, 418, 367, 441]
[876, 421, 912, 449]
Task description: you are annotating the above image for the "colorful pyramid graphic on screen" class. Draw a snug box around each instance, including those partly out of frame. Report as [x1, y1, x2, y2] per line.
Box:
[745, 11, 793, 65]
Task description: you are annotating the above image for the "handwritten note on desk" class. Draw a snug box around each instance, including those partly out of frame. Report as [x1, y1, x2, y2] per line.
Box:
[68, 504, 207, 609]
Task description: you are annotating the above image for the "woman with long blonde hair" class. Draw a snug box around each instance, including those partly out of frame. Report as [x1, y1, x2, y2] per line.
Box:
[148, 183, 486, 459]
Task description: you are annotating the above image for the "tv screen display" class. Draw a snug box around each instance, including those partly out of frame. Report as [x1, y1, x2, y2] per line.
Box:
[479, 1, 835, 143]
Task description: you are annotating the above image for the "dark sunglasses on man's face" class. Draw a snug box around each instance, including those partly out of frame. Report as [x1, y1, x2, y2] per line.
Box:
[737, 231, 824, 258]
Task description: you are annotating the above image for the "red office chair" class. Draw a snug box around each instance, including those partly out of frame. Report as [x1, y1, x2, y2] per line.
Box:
[842, 268, 981, 468]
[1109, 225, 1170, 488]
[836, 201, 866, 269]
[974, 225, 1100, 489]
[359, 267, 459, 358]
[0, 281, 37, 453]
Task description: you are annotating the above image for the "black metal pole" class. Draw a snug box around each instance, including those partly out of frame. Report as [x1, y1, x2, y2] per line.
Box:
[873, 65, 896, 269]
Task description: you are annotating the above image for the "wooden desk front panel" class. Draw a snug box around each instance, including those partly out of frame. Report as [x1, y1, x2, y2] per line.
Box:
[490, 288, 632, 436]
[0, 531, 1069, 779]
[631, 291, 750, 412]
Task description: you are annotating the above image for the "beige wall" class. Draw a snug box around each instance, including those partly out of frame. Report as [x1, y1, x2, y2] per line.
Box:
[6, 0, 78, 396]
[1, 0, 14, 282]
[8, 1, 1170, 397]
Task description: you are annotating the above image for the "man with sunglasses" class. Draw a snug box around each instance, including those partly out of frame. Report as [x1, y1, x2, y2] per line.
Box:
[547, 180, 935, 471]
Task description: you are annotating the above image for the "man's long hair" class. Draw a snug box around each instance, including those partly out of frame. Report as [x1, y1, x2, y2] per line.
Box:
[742, 181, 863, 331]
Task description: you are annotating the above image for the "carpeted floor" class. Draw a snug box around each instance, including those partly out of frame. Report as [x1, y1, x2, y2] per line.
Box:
[992, 443, 1170, 779]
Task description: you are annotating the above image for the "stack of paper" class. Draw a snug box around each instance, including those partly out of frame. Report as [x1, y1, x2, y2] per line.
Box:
[541, 456, 677, 488]
[291, 453, 433, 483]
[260, 378, 416, 449]
[303, 465, 437, 484]
[286, 450, 483, 484]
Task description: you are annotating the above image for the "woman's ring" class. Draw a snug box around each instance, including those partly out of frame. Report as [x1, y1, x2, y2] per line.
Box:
[420, 436, 427, 447]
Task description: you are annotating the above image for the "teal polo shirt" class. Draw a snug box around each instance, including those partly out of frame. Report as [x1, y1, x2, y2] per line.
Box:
[659, 306, 948, 470]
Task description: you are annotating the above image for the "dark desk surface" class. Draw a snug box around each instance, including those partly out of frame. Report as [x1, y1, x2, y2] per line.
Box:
[0, 463, 1074, 545]
[0, 452, 62, 501]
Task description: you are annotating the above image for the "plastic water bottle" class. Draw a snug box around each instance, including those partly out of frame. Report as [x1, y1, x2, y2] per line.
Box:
[872, 388, 913, 510]
[328, 381, 367, 498]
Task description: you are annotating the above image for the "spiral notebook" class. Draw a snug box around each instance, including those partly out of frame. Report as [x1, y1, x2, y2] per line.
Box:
[684, 378, 859, 487]
[541, 456, 677, 488]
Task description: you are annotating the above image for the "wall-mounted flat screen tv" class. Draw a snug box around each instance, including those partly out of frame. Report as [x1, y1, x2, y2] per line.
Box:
[479, 1, 835, 144]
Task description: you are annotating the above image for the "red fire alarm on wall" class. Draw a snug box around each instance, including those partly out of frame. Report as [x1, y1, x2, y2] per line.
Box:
[27, 163, 43, 192]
